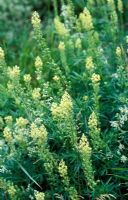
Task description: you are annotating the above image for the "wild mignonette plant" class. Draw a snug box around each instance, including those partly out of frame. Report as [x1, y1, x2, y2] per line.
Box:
[0, 0, 128, 199]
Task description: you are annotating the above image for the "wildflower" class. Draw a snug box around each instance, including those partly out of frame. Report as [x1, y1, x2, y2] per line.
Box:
[58, 41, 65, 51]
[86, 56, 94, 70]
[3, 127, 13, 143]
[75, 38, 82, 49]
[116, 47, 122, 57]
[23, 74, 31, 83]
[8, 185, 17, 199]
[30, 123, 48, 141]
[91, 73, 101, 84]
[35, 191, 45, 200]
[5, 116, 13, 125]
[88, 112, 103, 150]
[53, 75, 60, 81]
[78, 134, 96, 189]
[121, 155, 127, 163]
[8, 66, 20, 79]
[79, 7, 93, 31]
[117, 0, 123, 13]
[32, 88, 41, 101]
[0, 47, 4, 59]
[16, 117, 28, 128]
[119, 143, 124, 150]
[35, 56, 43, 69]
[31, 11, 41, 28]
[110, 121, 119, 129]
[54, 17, 69, 37]
[58, 159, 68, 178]
[51, 91, 72, 119]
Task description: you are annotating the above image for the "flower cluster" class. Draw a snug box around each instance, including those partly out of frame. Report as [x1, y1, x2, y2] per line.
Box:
[0, 47, 5, 60]
[32, 88, 41, 101]
[88, 112, 103, 150]
[78, 134, 96, 189]
[51, 91, 72, 119]
[7, 66, 20, 80]
[86, 56, 94, 70]
[35, 191, 45, 200]
[16, 117, 28, 128]
[79, 7, 93, 31]
[54, 17, 69, 37]
[31, 11, 41, 28]
[91, 73, 101, 84]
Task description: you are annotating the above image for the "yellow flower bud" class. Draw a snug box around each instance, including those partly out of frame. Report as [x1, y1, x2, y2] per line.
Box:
[79, 7, 93, 31]
[24, 74, 31, 83]
[53, 75, 60, 81]
[3, 127, 13, 143]
[91, 73, 100, 84]
[117, 0, 123, 13]
[5, 116, 13, 125]
[86, 57, 94, 70]
[31, 11, 41, 28]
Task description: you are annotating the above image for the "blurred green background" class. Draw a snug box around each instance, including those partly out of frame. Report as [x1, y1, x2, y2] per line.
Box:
[0, 0, 128, 65]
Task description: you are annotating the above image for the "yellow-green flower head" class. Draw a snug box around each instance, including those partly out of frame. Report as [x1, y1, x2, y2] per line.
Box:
[54, 17, 69, 37]
[86, 56, 94, 70]
[35, 56, 43, 69]
[16, 117, 28, 128]
[79, 134, 92, 154]
[58, 159, 68, 178]
[51, 91, 72, 119]
[30, 123, 48, 140]
[117, 0, 123, 13]
[5, 116, 13, 125]
[91, 73, 101, 84]
[32, 88, 41, 101]
[8, 185, 16, 198]
[3, 127, 13, 143]
[88, 112, 98, 129]
[8, 66, 20, 79]
[53, 75, 60, 81]
[24, 74, 31, 83]
[0, 47, 4, 59]
[35, 191, 45, 200]
[75, 38, 82, 49]
[58, 41, 65, 51]
[31, 11, 41, 28]
[116, 46, 122, 57]
[79, 7, 93, 31]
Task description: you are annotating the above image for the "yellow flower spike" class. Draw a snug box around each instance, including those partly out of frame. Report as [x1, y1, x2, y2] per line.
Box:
[32, 88, 41, 101]
[31, 11, 41, 28]
[35, 191, 45, 200]
[91, 73, 101, 84]
[58, 159, 68, 178]
[116, 46, 122, 57]
[88, 111, 98, 128]
[117, 0, 123, 13]
[30, 123, 48, 141]
[7, 66, 20, 79]
[58, 41, 65, 51]
[3, 127, 13, 143]
[23, 74, 31, 83]
[79, 7, 93, 31]
[51, 91, 73, 119]
[86, 56, 94, 70]
[8, 185, 17, 199]
[54, 17, 69, 37]
[35, 56, 43, 69]
[16, 117, 28, 128]
[0, 47, 5, 59]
